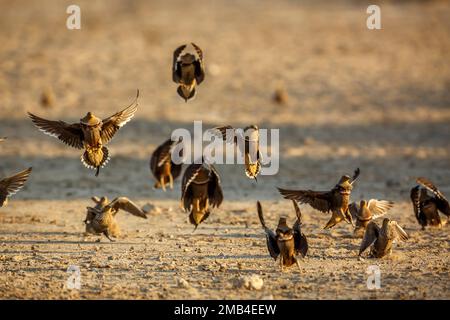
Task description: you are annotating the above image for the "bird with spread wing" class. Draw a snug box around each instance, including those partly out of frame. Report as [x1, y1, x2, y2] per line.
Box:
[173, 43, 205, 102]
[257, 200, 308, 271]
[349, 199, 394, 237]
[84, 196, 147, 241]
[181, 161, 223, 230]
[410, 177, 449, 229]
[208, 124, 262, 181]
[278, 168, 360, 230]
[28, 90, 139, 176]
[358, 218, 408, 258]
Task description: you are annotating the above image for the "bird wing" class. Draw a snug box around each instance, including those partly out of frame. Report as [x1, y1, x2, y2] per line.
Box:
[392, 221, 409, 242]
[416, 177, 447, 201]
[410, 186, 423, 223]
[291, 201, 308, 257]
[150, 138, 178, 174]
[348, 202, 359, 221]
[351, 168, 360, 184]
[257, 201, 280, 260]
[416, 177, 450, 217]
[181, 163, 203, 198]
[0, 168, 32, 206]
[0, 137, 6, 143]
[367, 199, 394, 219]
[359, 221, 379, 256]
[208, 164, 223, 208]
[191, 42, 205, 84]
[28, 112, 83, 149]
[208, 125, 236, 144]
[278, 188, 332, 213]
[109, 197, 147, 219]
[172, 44, 187, 82]
[100, 90, 139, 144]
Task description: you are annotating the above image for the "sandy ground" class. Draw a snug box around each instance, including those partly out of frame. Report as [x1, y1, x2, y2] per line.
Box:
[0, 0, 449, 299]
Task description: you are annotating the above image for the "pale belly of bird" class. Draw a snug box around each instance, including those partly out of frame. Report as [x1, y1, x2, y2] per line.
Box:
[277, 238, 296, 266]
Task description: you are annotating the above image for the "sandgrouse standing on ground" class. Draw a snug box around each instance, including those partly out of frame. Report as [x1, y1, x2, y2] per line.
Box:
[358, 218, 408, 258]
[257, 200, 308, 271]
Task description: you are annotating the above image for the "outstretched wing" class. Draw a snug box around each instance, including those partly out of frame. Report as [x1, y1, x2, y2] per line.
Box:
[367, 199, 394, 219]
[208, 125, 236, 144]
[181, 163, 204, 211]
[172, 44, 187, 82]
[257, 201, 280, 260]
[417, 177, 450, 217]
[392, 221, 409, 242]
[359, 221, 379, 256]
[191, 42, 205, 84]
[278, 188, 332, 213]
[208, 164, 223, 208]
[100, 90, 139, 144]
[351, 168, 360, 184]
[0, 168, 32, 207]
[109, 197, 147, 219]
[292, 201, 308, 257]
[416, 177, 447, 201]
[28, 112, 83, 149]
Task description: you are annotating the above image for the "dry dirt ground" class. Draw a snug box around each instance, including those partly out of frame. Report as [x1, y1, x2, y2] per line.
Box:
[0, 0, 449, 299]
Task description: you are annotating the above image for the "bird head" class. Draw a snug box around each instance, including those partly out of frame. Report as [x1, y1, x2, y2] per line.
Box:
[80, 112, 102, 127]
[336, 175, 353, 195]
[276, 217, 294, 241]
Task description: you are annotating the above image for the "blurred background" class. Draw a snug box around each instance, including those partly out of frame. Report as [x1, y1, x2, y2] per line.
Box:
[0, 0, 449, 201]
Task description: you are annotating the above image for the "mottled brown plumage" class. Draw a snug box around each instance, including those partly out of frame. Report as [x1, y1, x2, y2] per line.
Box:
[410, 177, 449, 229]
[209, 124, 262, 181]
[349, 199, 394, 237]
[359, 218, 408, 258]
[257, 200, 308, 271]
[28, 90, 139, 176]
[181, 162, 223, 230]
[278, 168, 360, 229]
[150, 138, 183, 191]
[0, 168, 32, 207]
[173, 43, 205, 102]
[84, 196, 147, 241]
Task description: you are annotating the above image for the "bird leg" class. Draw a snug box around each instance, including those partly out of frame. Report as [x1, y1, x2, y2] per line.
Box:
[279, 256, 284, 272]
[295, 258, 301, 271]
[95, 167, 100, 177]
[195, 198, 201, 212]
[169, 173, 174, 190]
[103, 231, 115, 242]
[160, 176, 166, 191]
